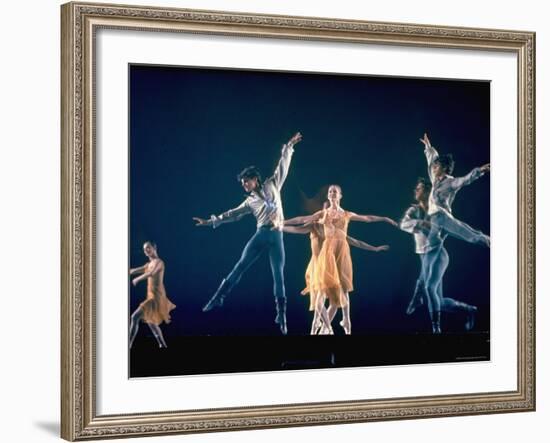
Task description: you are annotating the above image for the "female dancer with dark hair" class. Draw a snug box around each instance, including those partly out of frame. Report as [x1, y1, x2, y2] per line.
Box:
[283, 185, 397, 334]
[129, 241, 176, 348]
[283, 203, 389, 335]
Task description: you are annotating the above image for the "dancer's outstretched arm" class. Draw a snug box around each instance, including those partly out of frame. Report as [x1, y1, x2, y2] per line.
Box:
[280, 225, 312, 235]
[419, 133, 439, 183]
[283, 210, 324, 226]
[400, 206, 430, 234]
[271, 132, 303, 190]
[132, 259, 162, 286]
[451, 163, 490, 190]
[129, 264, 147, 275]
[349, 212, 398, 227]
[193, 200, 251, 228]
[347, 236, 389, 252]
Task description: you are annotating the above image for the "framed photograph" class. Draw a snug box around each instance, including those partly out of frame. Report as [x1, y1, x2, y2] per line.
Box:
[61, 1, 535, 440]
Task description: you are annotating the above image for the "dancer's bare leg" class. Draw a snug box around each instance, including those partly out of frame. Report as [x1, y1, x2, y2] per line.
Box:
[326, 303, 338, 324]
[339, 293, 351, 335]
[319, 300, 339, 335]
[315, 294, 333, 335]
[310, 292, 321, 335]
[129, 307, 143, 349]
[147, 323, 168, 348]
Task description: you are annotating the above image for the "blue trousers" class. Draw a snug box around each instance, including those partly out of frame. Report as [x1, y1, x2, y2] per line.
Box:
[222, 226, 286, 302]
[419, 245, 472, 318]
[429, 211, 490, 247]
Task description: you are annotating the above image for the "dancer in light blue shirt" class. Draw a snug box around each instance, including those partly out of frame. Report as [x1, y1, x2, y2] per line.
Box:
[420, 133, 490, 248]
[400, 178, 478, 334]
[193, 132, 302, 335]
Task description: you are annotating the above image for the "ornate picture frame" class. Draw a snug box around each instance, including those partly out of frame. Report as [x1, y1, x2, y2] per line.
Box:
[61, 1, 535, 440]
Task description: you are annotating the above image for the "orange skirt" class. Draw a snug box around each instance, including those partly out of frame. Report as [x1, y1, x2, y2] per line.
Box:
[312, 237, 353, 307]
[139, 285, 176, 325]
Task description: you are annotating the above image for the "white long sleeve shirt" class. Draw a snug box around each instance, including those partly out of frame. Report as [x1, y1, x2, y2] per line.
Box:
[208, 143, 295, 230]
[424, 145, 486, 216]
[400, 204, 442, 254]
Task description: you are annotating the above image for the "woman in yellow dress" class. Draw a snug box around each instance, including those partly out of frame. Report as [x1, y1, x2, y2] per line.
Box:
[129, 241, 176, 348]
[285, 185, 397, 334]
[284, 202, 389, 335]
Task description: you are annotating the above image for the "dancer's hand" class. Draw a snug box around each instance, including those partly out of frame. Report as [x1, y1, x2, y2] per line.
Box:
[419, 133, 432, 148]
[386, 217, 399, 227]
[132, 277, 140, 287]
[375, 245, 390, 252]
[288, 132, 302, 146]
[193, 217, 209, 226]
[480, 163, 490, 173]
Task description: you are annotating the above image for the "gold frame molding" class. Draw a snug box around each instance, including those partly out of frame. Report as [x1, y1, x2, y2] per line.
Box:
[61, 2, 536, 440]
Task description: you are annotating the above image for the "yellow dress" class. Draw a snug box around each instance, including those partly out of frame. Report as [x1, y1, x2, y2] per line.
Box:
[301, 223, 324, 311]
[138, 260, 176, 325]
[313, 210, 353, 307]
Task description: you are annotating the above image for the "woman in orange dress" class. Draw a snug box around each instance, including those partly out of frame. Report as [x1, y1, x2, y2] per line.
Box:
[129, 241, 176, 348]
[284, 206, 389, 335]
[285, 185, 397, 334]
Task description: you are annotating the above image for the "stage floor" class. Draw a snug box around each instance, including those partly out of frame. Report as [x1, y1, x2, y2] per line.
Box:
[130, 332, 490, 378]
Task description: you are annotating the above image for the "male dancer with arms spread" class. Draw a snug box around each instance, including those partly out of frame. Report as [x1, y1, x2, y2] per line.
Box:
[420, 132, 490, 248]
[193, 132, 303, 335]
[400, 178, 477, 334]
[406, 132, 489, 333]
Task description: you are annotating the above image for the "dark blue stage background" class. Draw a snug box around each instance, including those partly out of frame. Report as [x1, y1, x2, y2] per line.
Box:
[129, 64, 490, 338]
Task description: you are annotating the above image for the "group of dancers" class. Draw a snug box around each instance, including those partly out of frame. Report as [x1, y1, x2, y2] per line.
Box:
[129, 132, 490, 348]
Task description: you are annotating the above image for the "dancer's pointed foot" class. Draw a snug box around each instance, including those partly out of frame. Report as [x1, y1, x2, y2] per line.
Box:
[275, 312, 287, 335]
[202, 292, 225, 312]
[311, 319, 322, 335]
[406, 294, 424, 315]
[480, 235, 491, 248]
[432, 322, 442, 334]
[465, 306, 478, 331]
[275, 299, 288, 335]
[431, 311, 442, 334]
[319, 324, 334, 335]
[339, 320, 351, 335]
[203, 279, 229, 312]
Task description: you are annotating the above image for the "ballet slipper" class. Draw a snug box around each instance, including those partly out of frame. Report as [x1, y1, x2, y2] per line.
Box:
[339, 320, 351, 335]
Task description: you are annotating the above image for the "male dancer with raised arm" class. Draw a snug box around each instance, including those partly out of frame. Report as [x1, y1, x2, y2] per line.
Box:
[420, 132, 490, 248]
[400, 177, 477, 334]
[193, 132, 303, 335]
